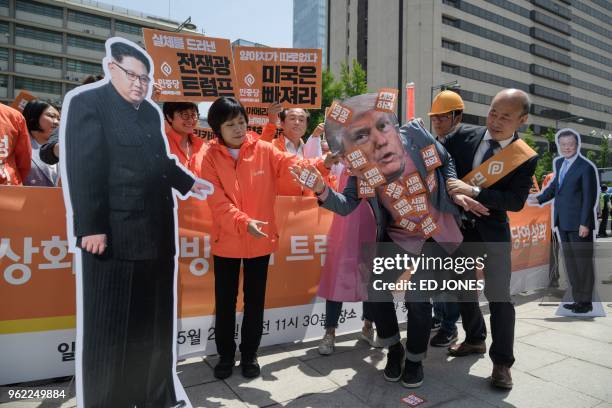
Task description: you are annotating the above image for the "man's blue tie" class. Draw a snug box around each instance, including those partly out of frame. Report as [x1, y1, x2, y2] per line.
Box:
[481, 139, 501, 164]
[559, 159, 569, 186]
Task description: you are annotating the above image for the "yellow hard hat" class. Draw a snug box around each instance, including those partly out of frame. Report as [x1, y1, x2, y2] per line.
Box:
[428, 90, 464, 116]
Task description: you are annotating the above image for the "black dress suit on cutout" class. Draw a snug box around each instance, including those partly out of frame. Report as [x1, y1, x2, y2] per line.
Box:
[64, 83, 194, 407]
[444, 126, 538, 367]
[538, 155, 597, 304]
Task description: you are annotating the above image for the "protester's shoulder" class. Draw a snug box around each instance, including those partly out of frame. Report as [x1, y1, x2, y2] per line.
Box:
[399, 119, 436, 146]
[0, 103, 26, 126]
[0, 103, 21, 118]
[446, 124, 482, 142]
[64, 85, 106, 113]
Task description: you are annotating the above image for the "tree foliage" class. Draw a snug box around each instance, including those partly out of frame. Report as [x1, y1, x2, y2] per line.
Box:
[307, 59, 368, 135]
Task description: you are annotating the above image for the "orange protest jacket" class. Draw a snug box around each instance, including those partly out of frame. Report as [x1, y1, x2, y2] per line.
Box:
[199, 132, 327, 258]
[259, 123, 333, 196]
[0, 104, 31, 185]
[164, 122, 207, 177]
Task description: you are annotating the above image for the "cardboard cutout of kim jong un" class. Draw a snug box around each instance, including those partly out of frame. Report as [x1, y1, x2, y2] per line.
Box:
[529, 128, 605, 318]
[59, 38, 213, 408]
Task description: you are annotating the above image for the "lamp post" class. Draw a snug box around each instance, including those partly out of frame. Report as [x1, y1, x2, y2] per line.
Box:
[429, 80, 460, 130]
[174, 16, 197, 32]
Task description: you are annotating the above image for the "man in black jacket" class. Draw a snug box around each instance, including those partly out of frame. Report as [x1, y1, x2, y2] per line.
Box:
[443, 89, 538, 390]
[62, 40, 211, 407]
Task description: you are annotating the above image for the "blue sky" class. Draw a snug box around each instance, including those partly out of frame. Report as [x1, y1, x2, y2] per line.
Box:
[103, 0, 293, 47]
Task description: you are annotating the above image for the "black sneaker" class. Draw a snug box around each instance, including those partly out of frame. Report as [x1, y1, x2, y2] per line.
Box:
[431, 318, 441, 332]
[240, 355, 261, 378]
[401, 360, 424, 388]
[213, 357, 235, 379]
[383, 342, 405, 382]
[430, 330, 458, 347]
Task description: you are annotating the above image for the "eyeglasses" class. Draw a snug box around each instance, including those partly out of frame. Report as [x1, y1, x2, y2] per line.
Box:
[178, 112, 199, 121]
[113, 62, 151, 85]
[430, 113, 453, 122]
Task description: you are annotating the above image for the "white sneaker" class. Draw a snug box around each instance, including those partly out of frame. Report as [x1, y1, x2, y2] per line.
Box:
[318, 333, 335, 355]
[361, 325, 382, 348]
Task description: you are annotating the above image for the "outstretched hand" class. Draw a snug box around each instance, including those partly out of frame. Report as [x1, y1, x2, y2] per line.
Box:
[452, 194, 490, 217]
[289, 164, 326, 194]
[247, 219, 269, 238]
[190, 178, 214, 199]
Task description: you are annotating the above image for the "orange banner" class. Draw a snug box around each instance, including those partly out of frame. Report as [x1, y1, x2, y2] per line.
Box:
[142, 29, 237, 102]
[508, 203, 552, 272]
[234, 46, 322, 108]
[0, 187, 550, 330]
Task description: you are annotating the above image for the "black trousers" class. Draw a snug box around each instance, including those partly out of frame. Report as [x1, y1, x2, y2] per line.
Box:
[367, 239, 450, 361]
[599, 209, 609, 236]
[558, 230, 595, 304]
[213, 254, 270, 359]
[81, 252, 177, 408]
[457, 223, 515, 367]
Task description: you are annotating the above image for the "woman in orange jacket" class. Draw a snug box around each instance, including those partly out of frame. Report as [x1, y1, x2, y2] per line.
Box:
[200, 97, 330, 380]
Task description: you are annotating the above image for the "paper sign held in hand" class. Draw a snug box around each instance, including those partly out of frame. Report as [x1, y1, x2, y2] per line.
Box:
[375, 88, 399, 113]
[358, 179, 376, 198]
[362, 164, 387, 188]
[405, 173, 427, 196]
[326, 100, 353, 125]
[420, 145, 442, 172]
[298, 167, 318, 189]
[345, 146, 369, 170]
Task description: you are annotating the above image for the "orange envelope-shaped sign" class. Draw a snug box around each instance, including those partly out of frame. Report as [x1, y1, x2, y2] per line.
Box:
[143, 28, 237, 102]
[234, 46, 322, 108]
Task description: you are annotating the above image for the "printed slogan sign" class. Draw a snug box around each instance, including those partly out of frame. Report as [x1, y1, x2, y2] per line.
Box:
[143, 29, 237, 102]
[234, 46, 322, 108]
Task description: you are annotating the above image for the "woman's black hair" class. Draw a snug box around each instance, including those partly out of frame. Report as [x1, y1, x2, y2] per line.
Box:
[162, 102, 199, 122]
[207, 97, 248, 137]
[22, 99, 53, 133]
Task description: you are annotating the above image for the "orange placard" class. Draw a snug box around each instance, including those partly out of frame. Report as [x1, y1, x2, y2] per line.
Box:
[234, 46, 322, 108]
[11, 91, 36, 112]
[143, 29, 237, 102]
[375, 88, 399, 113]
[193, 127, 215, 140]
[358, 179, 376, 198]
[326, 100, 353, 125]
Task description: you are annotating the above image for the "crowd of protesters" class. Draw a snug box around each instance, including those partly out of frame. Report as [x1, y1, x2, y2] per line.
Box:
[1, 77, 604, 393]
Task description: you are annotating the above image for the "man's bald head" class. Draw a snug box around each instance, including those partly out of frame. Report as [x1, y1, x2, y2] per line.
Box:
[492, 89, 530, 116]
[486, 88, 530, 141]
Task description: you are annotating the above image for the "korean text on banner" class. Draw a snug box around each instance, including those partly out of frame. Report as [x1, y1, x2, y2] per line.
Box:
[142, 29, 237, 102]
[234, 46, 322, 108]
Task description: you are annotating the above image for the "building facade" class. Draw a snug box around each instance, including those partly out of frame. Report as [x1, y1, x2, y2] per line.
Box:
[293, 0, 327, 65]
[328, 0, 612, 154]
[0, 0, 188, 106]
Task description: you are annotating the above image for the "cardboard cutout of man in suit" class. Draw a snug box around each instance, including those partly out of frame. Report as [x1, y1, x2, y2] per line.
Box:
[529, 128, 599, 314]
[60, 38, 212, 408]
[443, 89, 538, 390]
